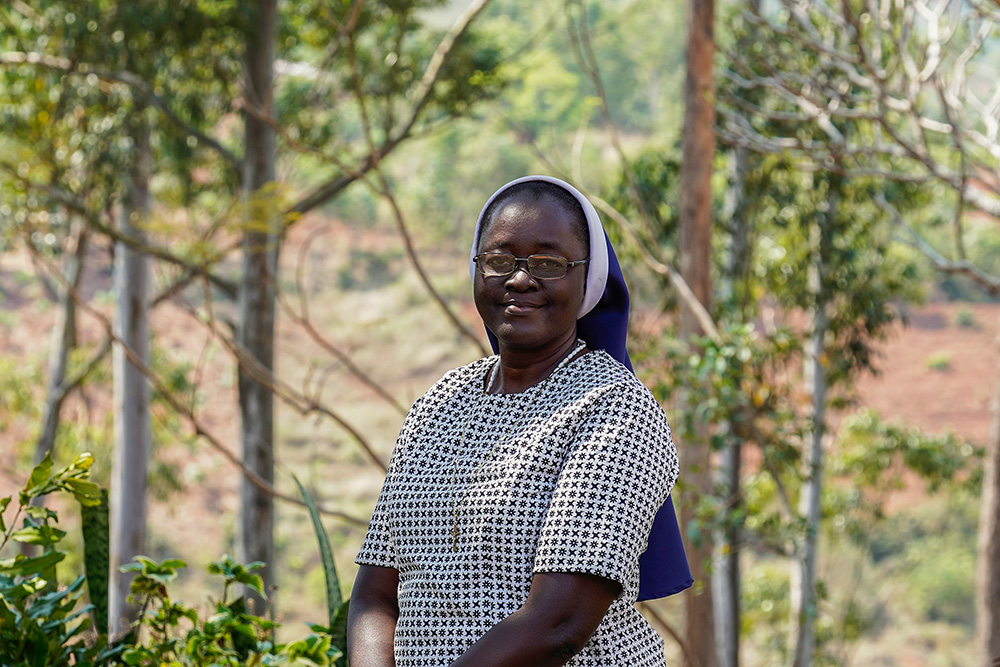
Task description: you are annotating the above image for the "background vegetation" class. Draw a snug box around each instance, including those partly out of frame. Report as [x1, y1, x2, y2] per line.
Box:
[1, 0, 998, 665]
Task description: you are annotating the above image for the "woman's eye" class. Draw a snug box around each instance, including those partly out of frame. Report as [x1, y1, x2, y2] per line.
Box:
[485, 257, 513, 270]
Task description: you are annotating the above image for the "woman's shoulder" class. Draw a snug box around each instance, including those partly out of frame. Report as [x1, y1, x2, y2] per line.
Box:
[574, 350, 652, 392]
[417, 356, 494, 401]
[568, 351, 667, 416]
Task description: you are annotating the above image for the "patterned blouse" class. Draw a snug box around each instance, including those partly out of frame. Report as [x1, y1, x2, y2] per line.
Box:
[356, 350, 679, 666]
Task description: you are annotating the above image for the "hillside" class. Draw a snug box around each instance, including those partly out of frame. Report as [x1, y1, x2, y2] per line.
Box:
[0, 216, 996, 663]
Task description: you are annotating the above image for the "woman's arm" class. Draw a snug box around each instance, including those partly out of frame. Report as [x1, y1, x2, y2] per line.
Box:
[450, 571, 620, 667]
[347, 564, 400, 667]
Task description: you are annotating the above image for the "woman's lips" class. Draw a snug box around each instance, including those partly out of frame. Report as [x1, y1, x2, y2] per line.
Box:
[503, 300, 543, 315]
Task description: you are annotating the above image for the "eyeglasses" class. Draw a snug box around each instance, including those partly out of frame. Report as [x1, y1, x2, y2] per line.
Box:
[473, 252, 589, 280]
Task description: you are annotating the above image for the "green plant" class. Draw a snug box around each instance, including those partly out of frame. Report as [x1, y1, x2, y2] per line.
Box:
[924, 351, 952, 371]
[119, 554, 345, 666]
[955, 307, 977, 329]
[1, 455, 353, 667]
[115, 481, 350, 666]
[293, 475, 350, 664]
[0, 453, 116, 666]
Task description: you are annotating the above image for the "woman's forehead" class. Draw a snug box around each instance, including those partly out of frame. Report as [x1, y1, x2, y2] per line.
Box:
[480, 195, 586, 247]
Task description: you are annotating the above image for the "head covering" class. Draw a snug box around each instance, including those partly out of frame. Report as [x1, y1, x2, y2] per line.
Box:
[470, 175, 693, 601]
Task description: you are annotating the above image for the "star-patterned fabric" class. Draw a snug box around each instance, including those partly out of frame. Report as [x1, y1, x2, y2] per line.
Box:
[356, 350, 679, 666]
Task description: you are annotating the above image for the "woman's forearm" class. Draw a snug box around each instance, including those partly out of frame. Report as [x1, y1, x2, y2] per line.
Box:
[448, 605, 586, 667]
[347, 565, 400, 667]
[346, 596, 398, 667]
[449, 572, 618, 667]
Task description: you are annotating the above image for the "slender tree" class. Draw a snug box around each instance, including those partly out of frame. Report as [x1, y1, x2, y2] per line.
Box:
[678, 0, 718, 664]
[109, 103, 152, 634]
[236, 0, 279, 609]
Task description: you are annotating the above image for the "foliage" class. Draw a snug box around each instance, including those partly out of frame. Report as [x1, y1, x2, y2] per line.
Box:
[0, 453, 115, 667]
[865, 496, 978, 628]
[293, 475, 349, 665]
[832, 409, 982, 497]
[120, 554, 343, 667]
[0, 455, 352, 666]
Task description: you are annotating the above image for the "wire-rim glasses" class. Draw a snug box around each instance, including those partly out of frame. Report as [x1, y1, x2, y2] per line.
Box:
[473, 252, 589, 280]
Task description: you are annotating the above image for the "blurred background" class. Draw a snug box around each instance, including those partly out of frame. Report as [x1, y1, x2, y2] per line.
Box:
[1, 0, 998, 665]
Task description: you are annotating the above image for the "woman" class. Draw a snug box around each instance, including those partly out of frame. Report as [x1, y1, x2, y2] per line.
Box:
[348, 176, 691, 666]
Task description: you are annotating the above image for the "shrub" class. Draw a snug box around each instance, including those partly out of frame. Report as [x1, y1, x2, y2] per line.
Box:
[0, 453, 115, 667]
[924, 351, 951, 371]
[0, 455, 350, 666]
[955, 307, 977, 329]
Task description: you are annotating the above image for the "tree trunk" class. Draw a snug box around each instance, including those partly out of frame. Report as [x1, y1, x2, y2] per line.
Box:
[711, 147, 751, 667]
[34, 224, 89, 466]
[236, 0, 279, 612]
[790, 202, 832, 667]
[678, 0, 717, 665]
[711, 439, 740, 667]
[976, 309, 1000, 667]
[109, 107, 152, 636]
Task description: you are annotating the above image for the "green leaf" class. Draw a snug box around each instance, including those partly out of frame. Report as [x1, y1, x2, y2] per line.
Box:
[209, 554, 266, 598]
[9, 524, 66, 546]
[328, 599, 350, 655]
[293, 475, 342, 628]
[81, 488, 110, 635]
[24, 506, 58, 522]
[22, 453, 55, 500]
[0, 496, 10, 533]
[62, 478, 102, 507]
[0, 550, 65, 578]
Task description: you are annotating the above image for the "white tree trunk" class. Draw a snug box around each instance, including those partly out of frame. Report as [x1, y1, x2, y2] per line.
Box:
[791, 214, 829, 667]
[711, 147, 751, 667]
[976, 310, 1000, 667]
[109, 109, 152, 636]
[35, 224, 88, 465]
[236, 0, 279, 611]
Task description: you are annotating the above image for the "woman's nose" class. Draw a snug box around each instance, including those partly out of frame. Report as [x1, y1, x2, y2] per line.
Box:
[504, 264, 537, 289]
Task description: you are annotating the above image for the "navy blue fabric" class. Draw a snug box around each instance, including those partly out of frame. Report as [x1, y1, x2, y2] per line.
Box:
[485, 233, 693, 601]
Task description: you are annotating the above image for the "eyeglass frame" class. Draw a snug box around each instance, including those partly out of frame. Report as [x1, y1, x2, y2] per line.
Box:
[473, 252, 590, 280]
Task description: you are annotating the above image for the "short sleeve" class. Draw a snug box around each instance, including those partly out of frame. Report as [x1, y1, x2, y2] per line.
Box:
[532, 382, 678, 593]
[355, 397, 423, 568]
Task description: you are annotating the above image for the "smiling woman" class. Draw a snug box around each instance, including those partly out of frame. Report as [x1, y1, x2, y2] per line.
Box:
[347, 176, 692, 667]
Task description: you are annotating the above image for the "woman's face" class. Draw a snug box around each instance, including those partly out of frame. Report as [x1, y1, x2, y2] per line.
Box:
[474, 194, 588, 353]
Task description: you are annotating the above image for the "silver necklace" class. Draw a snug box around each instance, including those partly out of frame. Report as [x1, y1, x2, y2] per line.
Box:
[448, 339, 586, 551]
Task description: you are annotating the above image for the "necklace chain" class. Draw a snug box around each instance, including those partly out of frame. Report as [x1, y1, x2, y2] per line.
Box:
[448, 339, 586, 552]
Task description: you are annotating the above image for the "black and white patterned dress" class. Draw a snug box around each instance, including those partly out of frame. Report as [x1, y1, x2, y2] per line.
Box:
[356, 350, 679, 666]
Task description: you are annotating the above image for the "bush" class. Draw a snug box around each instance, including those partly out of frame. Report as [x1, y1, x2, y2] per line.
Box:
[955, 307, 977, 329]
[0, 453, 115, 667]
[0, 455, 350, 666]
[924, 351, 952, 371]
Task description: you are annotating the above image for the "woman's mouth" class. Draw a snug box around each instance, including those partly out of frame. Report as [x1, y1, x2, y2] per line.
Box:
[504, 300, 542, 315]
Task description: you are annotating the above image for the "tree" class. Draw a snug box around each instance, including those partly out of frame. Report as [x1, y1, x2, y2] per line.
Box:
[678, 0, 718, 664]
[719, 0, 1000, 663]
[109, 101, 152, 634]
[235, 0, 280, 610]
[1, 0, 506, 624]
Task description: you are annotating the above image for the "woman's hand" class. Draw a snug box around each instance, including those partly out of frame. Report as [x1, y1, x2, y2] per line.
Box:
[347, 564, 400, 667]
[450, 571, 620, 667]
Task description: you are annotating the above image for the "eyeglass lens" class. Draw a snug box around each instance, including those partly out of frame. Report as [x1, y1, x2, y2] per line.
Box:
[479, 253, 569, 279]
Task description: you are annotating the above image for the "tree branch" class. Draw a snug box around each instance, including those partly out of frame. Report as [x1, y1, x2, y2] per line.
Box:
[0, 51, 241, 170]
[24, 243, 370, 526]
[286, 0, 493, 217]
